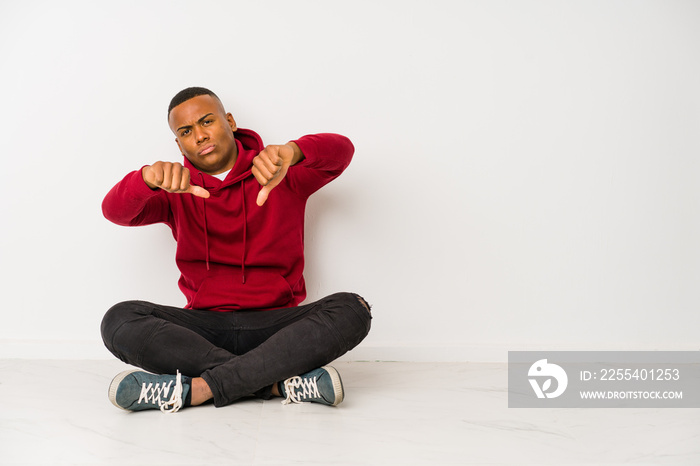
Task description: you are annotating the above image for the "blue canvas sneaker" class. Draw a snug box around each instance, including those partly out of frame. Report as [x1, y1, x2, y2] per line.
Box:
[280, 366, 344, 406]
[109, 370, 189, 413]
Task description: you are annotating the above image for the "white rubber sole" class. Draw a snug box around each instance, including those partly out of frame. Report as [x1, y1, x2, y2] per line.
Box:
[323, 365, 344, 406]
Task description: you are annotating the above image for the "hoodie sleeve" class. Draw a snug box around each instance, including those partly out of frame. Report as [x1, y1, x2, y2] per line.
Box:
[286, 133, 354, 198]
[102, 168, 171, 227]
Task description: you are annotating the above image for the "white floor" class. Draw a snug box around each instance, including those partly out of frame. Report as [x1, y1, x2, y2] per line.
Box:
[1, 360, 698, 466]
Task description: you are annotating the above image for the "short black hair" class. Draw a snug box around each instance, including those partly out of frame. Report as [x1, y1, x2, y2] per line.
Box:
[168, 87, 220, 118]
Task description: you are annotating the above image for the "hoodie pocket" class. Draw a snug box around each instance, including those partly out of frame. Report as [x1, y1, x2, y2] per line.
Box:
[189, 269, 294, 311]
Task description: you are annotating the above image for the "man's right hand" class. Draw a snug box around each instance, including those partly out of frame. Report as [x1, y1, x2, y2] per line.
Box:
[142, 162, 210, 198]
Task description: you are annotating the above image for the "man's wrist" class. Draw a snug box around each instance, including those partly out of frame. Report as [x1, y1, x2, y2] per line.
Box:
[287, 142, 305, 166]
[141, 166, 158, 190]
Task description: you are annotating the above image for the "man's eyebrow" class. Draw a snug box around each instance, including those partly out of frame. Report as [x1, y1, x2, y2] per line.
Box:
[177, 113, 215, 132]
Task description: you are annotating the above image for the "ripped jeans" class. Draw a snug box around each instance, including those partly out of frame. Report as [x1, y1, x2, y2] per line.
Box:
[100, 292, 371, 407]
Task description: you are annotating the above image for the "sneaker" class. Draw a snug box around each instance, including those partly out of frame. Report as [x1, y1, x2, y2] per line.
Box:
[280, 366, 344, 406]
[108, 370, 189, 413]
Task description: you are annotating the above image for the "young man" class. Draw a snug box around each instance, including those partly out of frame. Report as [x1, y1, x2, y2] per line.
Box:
[101, 87, 371, 413]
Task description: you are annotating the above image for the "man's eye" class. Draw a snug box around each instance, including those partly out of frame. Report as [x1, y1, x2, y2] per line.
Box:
[181, 129, 190, 136]
[203, 120, 213, 125]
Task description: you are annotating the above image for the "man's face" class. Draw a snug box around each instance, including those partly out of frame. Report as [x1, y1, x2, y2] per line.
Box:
[168, 94, 238, 175]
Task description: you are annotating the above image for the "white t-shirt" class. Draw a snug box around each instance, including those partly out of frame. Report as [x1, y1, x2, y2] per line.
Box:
[213, 169, 231, 181]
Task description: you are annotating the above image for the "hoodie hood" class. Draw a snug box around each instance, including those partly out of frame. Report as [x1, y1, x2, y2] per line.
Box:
[182, 128, 264, 190]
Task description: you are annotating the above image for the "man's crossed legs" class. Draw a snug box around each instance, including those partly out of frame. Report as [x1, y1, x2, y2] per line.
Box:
[100, 292, 371, 412]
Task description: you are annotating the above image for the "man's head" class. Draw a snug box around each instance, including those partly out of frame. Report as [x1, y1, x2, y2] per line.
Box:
[168, 87, 238, 175]
[168, 87, 220, 119]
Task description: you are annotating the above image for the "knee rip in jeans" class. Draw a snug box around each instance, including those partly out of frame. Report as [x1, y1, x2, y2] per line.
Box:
[355, 295, 372, 315]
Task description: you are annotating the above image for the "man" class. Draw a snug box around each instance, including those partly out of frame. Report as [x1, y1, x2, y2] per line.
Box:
[101, 87, 371, 413]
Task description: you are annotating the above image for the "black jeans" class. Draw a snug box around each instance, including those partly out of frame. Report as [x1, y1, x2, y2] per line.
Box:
[101, 292, 371, 407]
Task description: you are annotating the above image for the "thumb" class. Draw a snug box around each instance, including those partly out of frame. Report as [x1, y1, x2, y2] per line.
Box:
[256, 164, 288, 207]
[187, 185, 210, 198]
[256, 185, 271, 206]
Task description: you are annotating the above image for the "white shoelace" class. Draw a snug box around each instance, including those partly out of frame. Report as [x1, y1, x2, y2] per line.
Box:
[281, 375, 320, 405]
[137, 370, 184, 413]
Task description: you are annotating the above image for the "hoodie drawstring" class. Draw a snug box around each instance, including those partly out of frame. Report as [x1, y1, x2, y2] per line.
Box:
[198, 173, 210, 271]
[198, 172, 247, 282]
[241, 179, 247, 284]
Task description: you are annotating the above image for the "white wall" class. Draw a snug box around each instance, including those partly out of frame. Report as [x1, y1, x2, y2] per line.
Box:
[1, 1, 698, 361]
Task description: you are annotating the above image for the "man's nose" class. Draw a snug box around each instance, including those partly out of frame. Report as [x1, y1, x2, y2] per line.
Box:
[194, 127, 208, 143]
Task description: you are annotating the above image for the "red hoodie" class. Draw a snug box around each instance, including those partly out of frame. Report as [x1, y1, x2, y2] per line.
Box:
[102, 129, 354, 311]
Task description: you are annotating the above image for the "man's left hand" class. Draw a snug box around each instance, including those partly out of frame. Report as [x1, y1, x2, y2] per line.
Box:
[253, 142, 303, 206]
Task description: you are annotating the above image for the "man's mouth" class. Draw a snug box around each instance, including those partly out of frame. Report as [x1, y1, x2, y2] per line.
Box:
[199, 145, 215, 156]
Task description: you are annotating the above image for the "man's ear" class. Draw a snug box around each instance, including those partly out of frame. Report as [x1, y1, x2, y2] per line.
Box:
[175, 138, 184, 155]
[227, 113, 237, 132]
